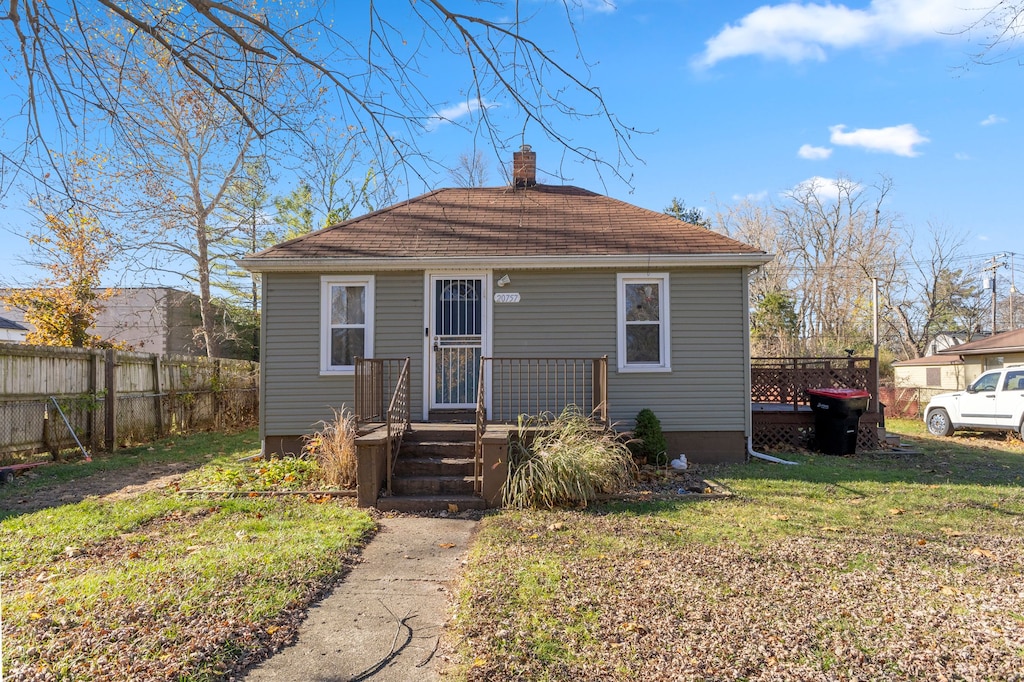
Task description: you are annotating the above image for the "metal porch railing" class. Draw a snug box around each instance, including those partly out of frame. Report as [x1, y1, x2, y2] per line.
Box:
[474, 356, 608, 493]
[354, 357, 411, 495]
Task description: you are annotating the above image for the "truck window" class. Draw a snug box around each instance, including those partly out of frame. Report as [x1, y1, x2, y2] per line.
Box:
[972, 372, 1000, 392]
[1003, 370, 1024, 392]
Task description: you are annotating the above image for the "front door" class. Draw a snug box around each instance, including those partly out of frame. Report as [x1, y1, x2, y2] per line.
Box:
[429, 276, 485, 409]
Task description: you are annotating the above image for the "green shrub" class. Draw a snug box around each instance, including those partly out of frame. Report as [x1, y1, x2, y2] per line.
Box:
[631, 408, 668, 465]
[503, 406, 637, 509]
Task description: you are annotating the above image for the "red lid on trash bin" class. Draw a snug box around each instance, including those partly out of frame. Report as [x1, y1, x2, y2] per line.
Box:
[806, 388, 870, 400]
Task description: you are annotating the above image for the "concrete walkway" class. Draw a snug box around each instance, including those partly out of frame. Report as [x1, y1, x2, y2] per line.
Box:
[241, 516, 479, 682]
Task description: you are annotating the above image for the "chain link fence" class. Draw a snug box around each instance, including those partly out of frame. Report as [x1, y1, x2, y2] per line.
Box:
[878, 385, 947, 419]
[0, 344, 258, 464]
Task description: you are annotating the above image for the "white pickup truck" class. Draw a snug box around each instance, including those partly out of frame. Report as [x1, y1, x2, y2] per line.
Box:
[923, 364, 1024, 438]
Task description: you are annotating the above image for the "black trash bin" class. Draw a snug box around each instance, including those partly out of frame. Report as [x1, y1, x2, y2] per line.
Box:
[807, 388, 870, 455]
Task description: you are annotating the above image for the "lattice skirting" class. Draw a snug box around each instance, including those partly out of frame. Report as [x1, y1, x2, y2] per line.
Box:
[753, 414, 880, 453]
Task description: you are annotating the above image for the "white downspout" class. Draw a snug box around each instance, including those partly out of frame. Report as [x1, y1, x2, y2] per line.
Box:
[747, 435, 798, 465]
[743, 266, 798, 466]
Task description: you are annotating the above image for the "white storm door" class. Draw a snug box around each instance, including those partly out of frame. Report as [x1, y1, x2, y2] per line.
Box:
[429, 276, 485, 409]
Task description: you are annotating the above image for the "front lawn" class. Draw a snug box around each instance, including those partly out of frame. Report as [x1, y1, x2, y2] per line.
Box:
[446, 419, 1024, 680]
[0, 430, 376, 681]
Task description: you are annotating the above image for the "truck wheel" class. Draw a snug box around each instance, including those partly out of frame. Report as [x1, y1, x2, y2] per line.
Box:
[927, 408, 954, 437]
[1, 470, 14, 485]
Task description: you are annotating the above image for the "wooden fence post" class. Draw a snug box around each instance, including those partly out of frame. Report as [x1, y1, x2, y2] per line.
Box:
[105, 349, 117, 452]
[213, 358, 222, 428]
[153, 355, 164, 438]
[88, 350, 100, 452]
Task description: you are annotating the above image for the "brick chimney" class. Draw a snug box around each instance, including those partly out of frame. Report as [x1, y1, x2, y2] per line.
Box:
[512, 144, 537, 188]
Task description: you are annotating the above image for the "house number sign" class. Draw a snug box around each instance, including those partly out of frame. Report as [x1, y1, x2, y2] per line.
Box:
[494, 292, 521, 303]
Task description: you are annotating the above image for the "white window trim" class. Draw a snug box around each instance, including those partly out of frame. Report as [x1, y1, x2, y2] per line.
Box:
[320, 275, 375, 375]
[616, 273, 671, 373]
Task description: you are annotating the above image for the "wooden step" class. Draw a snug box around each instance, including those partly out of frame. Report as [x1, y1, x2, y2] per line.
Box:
[375, 494, 486, 513]
[399, 440, 474, 458]
[393, 456, 475, 477]
[404, 424, 476, 443]
[391, 475, 475, 496]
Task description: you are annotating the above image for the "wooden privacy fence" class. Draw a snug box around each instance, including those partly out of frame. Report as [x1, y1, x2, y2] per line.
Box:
[0, 342, 258, 462]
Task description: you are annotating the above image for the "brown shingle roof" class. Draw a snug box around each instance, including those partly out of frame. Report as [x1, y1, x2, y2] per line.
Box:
[248, 185, 766, 262]
[937, 327, 1024, 355]
[892, 355, 962, 367]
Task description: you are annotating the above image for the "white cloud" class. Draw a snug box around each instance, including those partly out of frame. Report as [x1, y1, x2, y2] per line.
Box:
[789, 176, 854, 201]
[696, 0, 987, 67]
[731, 190, 769, 202]
[828, 123, 928, 156]
[426, 99, 494, 131]
[582, 0, 617, 13]
[980, 114, 1007, 126]
[798, 144, 832, 160]
[954, 152, 970, 161]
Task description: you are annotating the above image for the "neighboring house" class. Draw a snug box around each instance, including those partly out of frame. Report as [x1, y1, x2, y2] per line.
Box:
[1, 287, 206, 356]
[936, 327, 1024, 384]
[924, 331, 989, 357]
[0, 316, 28, 343]
[240, 146, 771, 465]
[892, 354, 965, 392]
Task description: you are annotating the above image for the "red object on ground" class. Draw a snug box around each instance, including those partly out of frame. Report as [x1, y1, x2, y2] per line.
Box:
[0, 461, 47, 484]
[806, 388, 870, 400]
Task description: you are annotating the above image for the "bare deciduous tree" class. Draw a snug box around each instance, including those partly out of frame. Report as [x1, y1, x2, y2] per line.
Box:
[886, 223, 985, 359]
[714, 177, 905, 357]
[449, 150, 492, 188]
[1, 1, 639, 199]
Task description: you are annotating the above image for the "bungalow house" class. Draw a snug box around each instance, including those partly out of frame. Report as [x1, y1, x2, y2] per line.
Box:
[239, 147, 771, 508]
[936, 327, 1024, 384]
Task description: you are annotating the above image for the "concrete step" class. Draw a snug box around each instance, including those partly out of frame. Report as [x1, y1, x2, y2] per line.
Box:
[393, 456, 475, 477]
[391, 475, 475, 496]
[375, 494, 487, 513]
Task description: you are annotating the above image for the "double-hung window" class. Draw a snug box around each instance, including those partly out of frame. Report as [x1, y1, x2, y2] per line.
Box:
[617, 273, 670, 372]
[321, 276, 374, 374]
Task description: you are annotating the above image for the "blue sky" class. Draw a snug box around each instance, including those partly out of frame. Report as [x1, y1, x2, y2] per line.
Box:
[1, 0, 1022, 288]
[419, 0, 1022, 278]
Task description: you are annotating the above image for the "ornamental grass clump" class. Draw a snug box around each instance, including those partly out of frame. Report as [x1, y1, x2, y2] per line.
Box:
[503, 406, 637, 509]
[303, 406, 358, 489]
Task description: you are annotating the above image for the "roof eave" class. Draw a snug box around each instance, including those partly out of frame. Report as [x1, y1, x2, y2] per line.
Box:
[237, 253, 774, 273]
[938, 346, 1024, 356]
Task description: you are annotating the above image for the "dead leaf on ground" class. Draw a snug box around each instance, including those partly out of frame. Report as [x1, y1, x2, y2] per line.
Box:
[888, 508, 905, 515]
[439, 542, 457, 549]
[969, 547, 995, 559]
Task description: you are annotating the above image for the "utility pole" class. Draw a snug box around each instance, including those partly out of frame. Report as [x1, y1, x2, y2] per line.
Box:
[982, 255, 1006, 334]
[1010, 252, 1017, 329]
[872, 277, 880, 414]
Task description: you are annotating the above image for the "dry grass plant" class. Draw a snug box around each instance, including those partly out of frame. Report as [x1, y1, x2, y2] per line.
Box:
[504, 406, 637, 509]
[303, 406, 358, 489]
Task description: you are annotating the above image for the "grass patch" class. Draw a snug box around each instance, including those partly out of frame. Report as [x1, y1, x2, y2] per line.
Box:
[1, 430, 375, 681]
[448, 419, 1024, 681]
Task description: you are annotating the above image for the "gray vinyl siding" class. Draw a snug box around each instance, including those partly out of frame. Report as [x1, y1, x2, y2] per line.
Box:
[262, 266, 748, 438]
[492, 268, 747, 432]
[261, 271, 425, 437]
